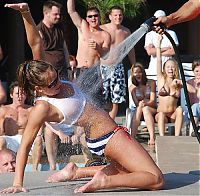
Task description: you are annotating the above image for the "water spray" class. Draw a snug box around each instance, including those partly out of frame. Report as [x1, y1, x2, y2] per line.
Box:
[77, 16, 200, 143]
[140, 16, 157, 32]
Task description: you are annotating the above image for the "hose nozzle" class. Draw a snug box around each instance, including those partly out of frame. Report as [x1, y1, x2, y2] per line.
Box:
[140, 16, 156, 33]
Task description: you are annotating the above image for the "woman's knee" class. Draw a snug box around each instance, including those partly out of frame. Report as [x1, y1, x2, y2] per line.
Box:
[142, 106, 150, 115]
[150, 171, 165, 191]
[150, 173, 165, 190]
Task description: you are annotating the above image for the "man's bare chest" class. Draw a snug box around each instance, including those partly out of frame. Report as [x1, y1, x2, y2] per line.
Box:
[4, 109, 29, 129]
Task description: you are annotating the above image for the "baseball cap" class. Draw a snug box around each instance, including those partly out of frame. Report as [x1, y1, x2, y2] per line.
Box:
[154, 10, 166, 18]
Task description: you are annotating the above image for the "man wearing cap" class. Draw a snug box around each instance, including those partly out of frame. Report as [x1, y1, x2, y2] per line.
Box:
[144, 10, 179, 75]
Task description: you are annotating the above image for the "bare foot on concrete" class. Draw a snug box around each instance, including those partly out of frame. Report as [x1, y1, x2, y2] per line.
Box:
[46, 162, 78, 183]
[74, 170, 108, 193]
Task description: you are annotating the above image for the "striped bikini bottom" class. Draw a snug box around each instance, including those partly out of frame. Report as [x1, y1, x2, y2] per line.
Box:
[86, 126, 129, 156]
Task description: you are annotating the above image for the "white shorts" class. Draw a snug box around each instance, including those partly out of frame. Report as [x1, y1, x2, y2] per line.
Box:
[2, 134, 22, 153]
[0, 134, 38, 155]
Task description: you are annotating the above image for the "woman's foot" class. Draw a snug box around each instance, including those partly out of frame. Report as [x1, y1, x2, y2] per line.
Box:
[46, 162, 78, 183]
[74, 170, 108, 193]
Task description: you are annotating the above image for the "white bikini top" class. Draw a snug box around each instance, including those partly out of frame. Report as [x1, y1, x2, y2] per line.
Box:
[36, 80, 86, 130]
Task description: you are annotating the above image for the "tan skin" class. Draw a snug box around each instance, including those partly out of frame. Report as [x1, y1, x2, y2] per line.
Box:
[155, 35, 183, 136]
[129, 66, 156, 145]
[154, 0, 200, 33]
[67, 0, 111, 68]
[0, 3, 164, 194]
[0, 86, 30, 137]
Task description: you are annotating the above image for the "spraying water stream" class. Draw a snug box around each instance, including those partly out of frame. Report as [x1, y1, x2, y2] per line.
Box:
[100, 25, 148, 66]
[76, 20, 153, 109]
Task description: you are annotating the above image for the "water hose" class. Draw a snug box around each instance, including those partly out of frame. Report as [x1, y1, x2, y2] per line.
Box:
[165, 31, 200, 143]
[142, 17, 200, 143]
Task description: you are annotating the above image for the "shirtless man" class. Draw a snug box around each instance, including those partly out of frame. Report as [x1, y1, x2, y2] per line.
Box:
[67, 0, 111, 69]
[100, 6, 136, 119]
[0, 81, 43, 171]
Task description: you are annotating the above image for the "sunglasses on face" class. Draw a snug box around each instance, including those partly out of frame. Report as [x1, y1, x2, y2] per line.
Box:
[47, 70, 59, 89]
[87, 14, 99, 18]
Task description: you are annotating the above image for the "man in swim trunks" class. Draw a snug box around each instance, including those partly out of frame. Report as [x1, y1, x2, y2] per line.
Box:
[100, 6, 136, 119]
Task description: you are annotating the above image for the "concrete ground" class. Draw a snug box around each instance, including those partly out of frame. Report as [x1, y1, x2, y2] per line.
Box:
[0, 135, 199, 195]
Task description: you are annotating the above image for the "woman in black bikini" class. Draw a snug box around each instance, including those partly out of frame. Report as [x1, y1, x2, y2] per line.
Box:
[155, 35, 183, 136]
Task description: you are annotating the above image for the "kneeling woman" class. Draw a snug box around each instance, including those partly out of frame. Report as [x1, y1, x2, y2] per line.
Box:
[1, 3, 164, 194]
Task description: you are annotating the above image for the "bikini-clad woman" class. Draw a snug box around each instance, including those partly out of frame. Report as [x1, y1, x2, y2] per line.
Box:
[129, 63, 157, 145]
[155, 35, 183, 136]
[0, 3, 164, 194]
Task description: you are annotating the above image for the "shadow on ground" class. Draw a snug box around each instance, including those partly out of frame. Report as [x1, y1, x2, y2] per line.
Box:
[164, 172, 200, 190]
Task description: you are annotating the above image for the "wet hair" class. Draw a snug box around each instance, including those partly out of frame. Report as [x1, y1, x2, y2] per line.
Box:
[17, 60, 55, 99]
[192, 59, 200, 71]
[43, 0, 62, 13]
[9, 81, 19, 95]
[131, 63, 147, 86]
[163, 58, 180, 80]
[86, 7, 100, 15]
[109, 5, 124, 14]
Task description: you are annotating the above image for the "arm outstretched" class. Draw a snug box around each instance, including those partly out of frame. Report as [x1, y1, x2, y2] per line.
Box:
[5, 3, 44, 60]
[156, 35, 163, 79]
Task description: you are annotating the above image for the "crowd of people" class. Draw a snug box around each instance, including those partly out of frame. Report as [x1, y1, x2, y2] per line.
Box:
[0, 0, 199, 194]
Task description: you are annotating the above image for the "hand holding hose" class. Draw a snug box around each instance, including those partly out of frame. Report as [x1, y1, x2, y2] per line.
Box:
[153, 16, 168, 34]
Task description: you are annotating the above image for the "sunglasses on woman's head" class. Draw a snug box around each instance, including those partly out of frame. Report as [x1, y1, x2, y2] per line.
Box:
[47, 70, 59, 89]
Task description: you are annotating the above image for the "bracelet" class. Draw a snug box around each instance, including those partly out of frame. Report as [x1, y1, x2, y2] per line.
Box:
[20, 8, 30, 14]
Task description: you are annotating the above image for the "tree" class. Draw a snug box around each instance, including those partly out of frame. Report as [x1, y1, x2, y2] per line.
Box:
[80, 0, 147, 24]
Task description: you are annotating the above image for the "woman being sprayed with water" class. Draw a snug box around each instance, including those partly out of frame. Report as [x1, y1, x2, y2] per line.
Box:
[155, 35, 183, 136]
[1, 3, 164, 194]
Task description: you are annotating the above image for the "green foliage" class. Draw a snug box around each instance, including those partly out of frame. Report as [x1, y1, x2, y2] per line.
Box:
[80, 0, 147, 24]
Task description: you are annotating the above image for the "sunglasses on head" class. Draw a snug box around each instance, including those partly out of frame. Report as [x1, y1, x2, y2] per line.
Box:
[47, 70, 59, 89]
[87, 14, 99, 18]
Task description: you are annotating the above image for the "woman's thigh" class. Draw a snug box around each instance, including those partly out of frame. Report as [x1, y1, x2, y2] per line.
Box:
[104, 130, 159, 174]
[155, 112, 168, 123]
[168, 107, 182, 122]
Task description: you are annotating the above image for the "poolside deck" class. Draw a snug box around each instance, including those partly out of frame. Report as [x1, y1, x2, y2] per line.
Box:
[0, 136, 199, 195]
